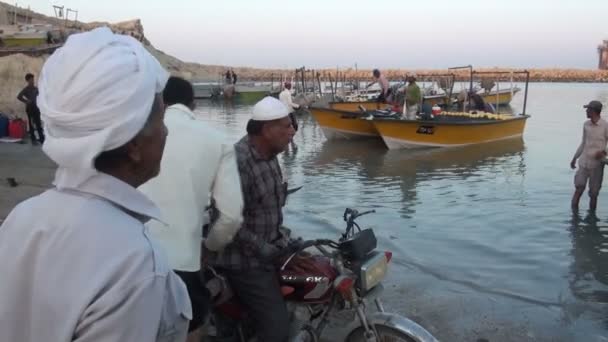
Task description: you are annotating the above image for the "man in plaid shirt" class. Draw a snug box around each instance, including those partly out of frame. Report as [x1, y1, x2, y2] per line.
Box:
[206, 96, 296, 342]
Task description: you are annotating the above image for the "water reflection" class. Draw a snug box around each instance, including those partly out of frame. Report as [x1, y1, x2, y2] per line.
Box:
[568, 211, 608, 304]
[305, 137, 526, 217]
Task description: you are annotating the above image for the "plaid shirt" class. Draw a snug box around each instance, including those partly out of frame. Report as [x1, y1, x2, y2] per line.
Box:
[207, 136, 287, 270]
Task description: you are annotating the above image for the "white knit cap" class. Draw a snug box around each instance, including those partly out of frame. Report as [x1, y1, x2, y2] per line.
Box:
[251, 96, 289, 121]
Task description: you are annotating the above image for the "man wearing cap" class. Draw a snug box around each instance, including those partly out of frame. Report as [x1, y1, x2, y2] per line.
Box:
[571, 100, 608, 212]
[0, 28, 190, 341]
[140, 76, 243, 342]
[206, 96, 295, 342]
[279, 81, 300, 150]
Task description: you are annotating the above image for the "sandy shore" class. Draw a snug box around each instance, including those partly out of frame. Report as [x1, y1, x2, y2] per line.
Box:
[0, 142, 55, 222]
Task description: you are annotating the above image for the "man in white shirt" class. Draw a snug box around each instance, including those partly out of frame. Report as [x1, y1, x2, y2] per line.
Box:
[140, 76, 243, 341]
[279, 81, 300, 150]
[0, 28, 190, 342]
[571, 100, 608, 212]
[366, 68, 391, 103]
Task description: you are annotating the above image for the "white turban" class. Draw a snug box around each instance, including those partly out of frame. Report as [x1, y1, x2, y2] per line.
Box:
[251, 96, 289, 121]
[38, 27, 168, 188]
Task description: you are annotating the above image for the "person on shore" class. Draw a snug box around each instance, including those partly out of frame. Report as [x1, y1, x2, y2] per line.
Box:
[571, 100, 608, 212]
[0, 27, 191, 341]
[279, 81, 300, 150]
[404, 74, 422, 119]
[366, 68, 391, 103]
[206, 97, 296, 342]
[140, 76, 243, 342]
[17, 73, 45, 144]
[231, 69, 238, 85]
[225, 69, 232, 85]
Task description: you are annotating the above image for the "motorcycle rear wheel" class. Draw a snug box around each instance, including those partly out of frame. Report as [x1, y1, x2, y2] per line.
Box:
[346, 324, 417, 342]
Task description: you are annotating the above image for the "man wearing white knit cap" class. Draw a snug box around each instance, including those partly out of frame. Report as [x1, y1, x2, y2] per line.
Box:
[207, 96, 295, 342]
[0, 27, 191, 342]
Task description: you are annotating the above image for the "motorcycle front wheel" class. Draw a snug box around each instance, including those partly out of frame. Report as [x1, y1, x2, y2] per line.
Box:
[346, 324, 417, 342]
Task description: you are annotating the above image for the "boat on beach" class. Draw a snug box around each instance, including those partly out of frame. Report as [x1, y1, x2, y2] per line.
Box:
[193, 83, 221, 99]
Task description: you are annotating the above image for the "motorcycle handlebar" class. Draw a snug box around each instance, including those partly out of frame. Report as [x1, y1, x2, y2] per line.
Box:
[343, 208, 376, 222]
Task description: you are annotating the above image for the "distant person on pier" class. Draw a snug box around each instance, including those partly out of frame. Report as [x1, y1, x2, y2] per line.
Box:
[366, 68, 391, 103]
[279, 81, 300, 150]
[571, 100, 608, 212]
[231, 69, 238, 84]
[17, 73, 45, 144]
[225, 69, 232, 84]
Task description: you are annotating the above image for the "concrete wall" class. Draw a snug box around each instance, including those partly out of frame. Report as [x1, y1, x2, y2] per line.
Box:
[600, 47, 608, 70]
[0, 5, 8, 25]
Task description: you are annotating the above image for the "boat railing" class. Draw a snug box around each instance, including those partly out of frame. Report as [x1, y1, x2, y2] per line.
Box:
[471, 70, 530, 116]
[411, 73, 457, 106]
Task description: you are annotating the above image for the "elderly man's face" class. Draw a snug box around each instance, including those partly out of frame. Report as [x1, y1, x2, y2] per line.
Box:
[263, 116, 295, 155]
[135, 94, 168, 182]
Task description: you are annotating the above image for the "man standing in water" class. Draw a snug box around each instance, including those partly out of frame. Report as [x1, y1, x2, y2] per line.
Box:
[571, 100, 608, 212]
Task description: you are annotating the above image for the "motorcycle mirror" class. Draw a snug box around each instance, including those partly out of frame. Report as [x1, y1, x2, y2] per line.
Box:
[287, 186, 303, 195]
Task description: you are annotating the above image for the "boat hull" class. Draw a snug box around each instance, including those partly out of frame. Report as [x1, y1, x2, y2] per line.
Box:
[3, 37, 46, 47]
[236, 90, 269, 103]
[372, 115, 528, 149]
[423, 95, 452, 106]
[329, 101, 383, 112]
[309, 107, 379, 139]
[479, 88, 520, 106]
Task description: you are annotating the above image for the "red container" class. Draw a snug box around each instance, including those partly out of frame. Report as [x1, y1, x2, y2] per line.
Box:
[8, 119, 26, 139]
[431, 105, 442, 115]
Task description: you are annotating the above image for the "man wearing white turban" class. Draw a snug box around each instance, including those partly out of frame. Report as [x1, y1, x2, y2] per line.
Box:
[0, 27, 191, 342]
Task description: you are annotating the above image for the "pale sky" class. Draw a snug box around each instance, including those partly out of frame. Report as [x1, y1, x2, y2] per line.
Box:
[18, 0, 608, 69]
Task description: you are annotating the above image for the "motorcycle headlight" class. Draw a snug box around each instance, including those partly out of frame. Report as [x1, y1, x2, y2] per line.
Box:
[358, 251, 390, 293]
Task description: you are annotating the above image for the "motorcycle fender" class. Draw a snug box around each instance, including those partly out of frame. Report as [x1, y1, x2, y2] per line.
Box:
[343, 312, 439, 342]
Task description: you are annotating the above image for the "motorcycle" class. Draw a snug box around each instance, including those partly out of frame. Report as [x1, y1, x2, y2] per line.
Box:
[204, 208, 439, 342]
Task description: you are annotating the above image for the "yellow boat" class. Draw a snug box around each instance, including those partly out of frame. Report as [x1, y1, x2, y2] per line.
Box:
[309, 107, 380, 139]
[371, 113, 529, 149]
[328, 95, 450, 112]
[328, 101, 384, 112]
[479, 87, 521, 106]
